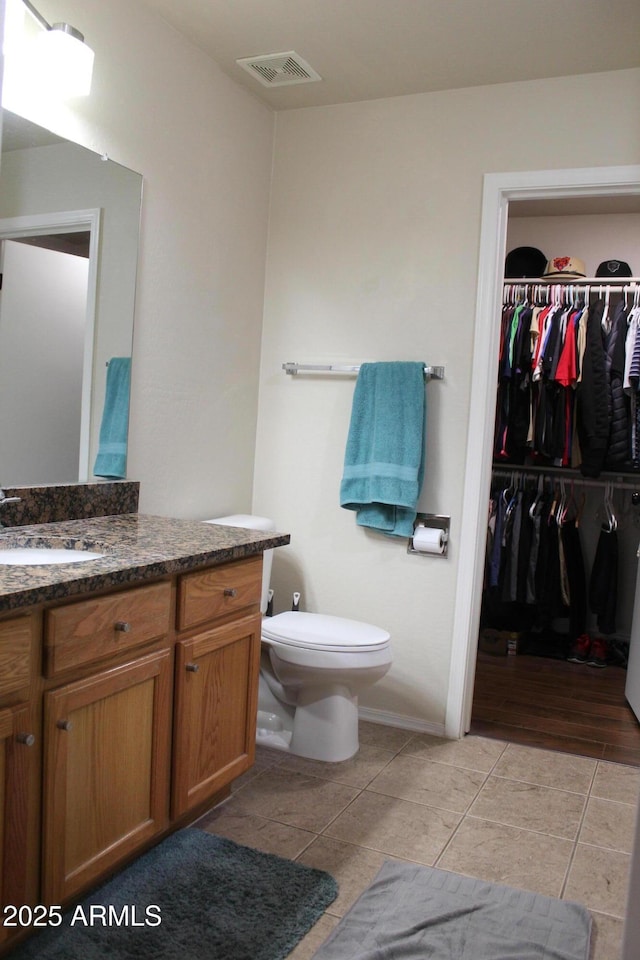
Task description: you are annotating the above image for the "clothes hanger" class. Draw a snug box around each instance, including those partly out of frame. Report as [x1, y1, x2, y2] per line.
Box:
[558, 479, 577, 526]
[528, 474, 544, 519]
[556, 480, 569, 527]
[603, 481, 617, 532]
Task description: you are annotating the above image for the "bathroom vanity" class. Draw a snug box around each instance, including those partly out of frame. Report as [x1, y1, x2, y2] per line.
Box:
[0, 513, 289, 951]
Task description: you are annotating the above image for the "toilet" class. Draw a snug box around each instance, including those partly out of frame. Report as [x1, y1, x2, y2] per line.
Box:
[205, 515, 392, 762]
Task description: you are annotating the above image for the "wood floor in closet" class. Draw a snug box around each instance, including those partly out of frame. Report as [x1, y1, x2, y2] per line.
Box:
[470, 651, 640, 767]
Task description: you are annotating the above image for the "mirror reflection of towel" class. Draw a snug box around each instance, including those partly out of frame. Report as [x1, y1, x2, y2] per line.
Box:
[93, 357, 131, 479]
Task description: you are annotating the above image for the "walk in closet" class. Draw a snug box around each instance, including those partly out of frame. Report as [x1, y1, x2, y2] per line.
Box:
[470, 198, 640, 765]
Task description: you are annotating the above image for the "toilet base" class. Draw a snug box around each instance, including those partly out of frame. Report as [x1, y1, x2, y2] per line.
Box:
[291, 686, 359, 762]
[256, 673, 360, 762]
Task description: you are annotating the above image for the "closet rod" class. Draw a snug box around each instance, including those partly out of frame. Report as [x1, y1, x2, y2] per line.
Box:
[282, 362, 445, 380]
[492, 465, 640, 492]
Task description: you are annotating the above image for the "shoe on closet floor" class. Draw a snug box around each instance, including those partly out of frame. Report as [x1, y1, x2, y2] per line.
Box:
[587, 637, 608, 668]
[567, 634, 591, 663]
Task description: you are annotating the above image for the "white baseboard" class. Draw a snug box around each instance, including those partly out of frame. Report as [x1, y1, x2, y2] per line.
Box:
[358, 705, 447, 739]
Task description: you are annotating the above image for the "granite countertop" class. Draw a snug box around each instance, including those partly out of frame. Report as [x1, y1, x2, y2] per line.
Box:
[0, 514, 290, 612]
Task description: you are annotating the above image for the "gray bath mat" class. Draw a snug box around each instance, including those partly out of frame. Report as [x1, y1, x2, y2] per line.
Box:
[312, 860, 591, 959]
[8, 828, 338, 960]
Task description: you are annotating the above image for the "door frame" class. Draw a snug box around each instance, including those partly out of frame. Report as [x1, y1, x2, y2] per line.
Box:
[445, 163, 640, 740]
[0, 208, 101, 481]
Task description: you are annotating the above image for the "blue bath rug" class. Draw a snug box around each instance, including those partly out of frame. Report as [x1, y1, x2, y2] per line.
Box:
[8, 828, 338, 960]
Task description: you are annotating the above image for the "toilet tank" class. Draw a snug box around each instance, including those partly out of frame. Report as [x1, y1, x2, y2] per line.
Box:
[204, 514, 275, 614]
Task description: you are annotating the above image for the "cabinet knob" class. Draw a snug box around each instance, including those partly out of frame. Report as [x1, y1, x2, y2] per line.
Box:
[57, 720, 73, 732]
[16, 732, 35, 747]
[114, 621, 131, 633]
[223, 588, 237, 598]
[186, 663, 199, 673]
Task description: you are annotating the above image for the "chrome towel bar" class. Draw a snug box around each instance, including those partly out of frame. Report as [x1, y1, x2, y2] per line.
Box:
[282, 362, 445, 380]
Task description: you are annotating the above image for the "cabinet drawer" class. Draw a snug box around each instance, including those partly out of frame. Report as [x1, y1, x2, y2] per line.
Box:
[44, 581, 172, 677]
[177, 556, 262, 631]
[0, 616, 33, 699]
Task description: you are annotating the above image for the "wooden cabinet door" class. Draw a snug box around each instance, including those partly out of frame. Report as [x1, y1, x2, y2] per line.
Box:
[172, 614, 261, 817]
[0, 705, 39, 943]
[42, 650, 172, 904]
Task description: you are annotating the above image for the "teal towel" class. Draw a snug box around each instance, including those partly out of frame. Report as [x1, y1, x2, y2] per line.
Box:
[93, 357, 131, 479]
[340, 362, 426, 537]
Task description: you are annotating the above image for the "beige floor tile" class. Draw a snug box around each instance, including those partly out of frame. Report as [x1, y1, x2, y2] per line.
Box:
[588, 911, 623, 960]
[591, 761, 640, 805]
[324, 789, 461, 864]
[367, 754, 487, 813]
[200, 807, 316, 859]
[437, 817, 574, 896]
[277, 743, 396, 788]
[564, 844, 631, 918]
[297, 835, 395, 917]
[493, 743, 597, 794]
[255, 744, 288, 766]
[401, 733, 507, 772]
[579, 797, 637, 853]
[468, 775, 586, 839]
[229, 745, 288, 791]
[358, 720, 415, 753]
[286, 914, 340, 960]
[229, 767, 359, 832]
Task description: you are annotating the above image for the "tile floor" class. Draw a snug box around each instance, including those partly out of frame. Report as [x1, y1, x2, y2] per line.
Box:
[196, 721, 639, 960]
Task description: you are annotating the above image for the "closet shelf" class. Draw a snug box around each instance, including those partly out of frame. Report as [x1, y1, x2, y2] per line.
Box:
[503, 277, 640, 285]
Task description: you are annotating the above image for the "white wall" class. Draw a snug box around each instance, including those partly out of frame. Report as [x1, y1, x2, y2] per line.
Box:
[10, 0, 275, 518]
[255, 68, 640, 731]
[507, 213, 640, 279]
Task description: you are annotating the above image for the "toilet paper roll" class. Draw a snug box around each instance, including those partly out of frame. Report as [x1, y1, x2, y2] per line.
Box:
[412, 526, 446, 555]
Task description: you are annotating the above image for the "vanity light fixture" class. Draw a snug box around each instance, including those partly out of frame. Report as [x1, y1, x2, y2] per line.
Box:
[20, 0, 94, 97]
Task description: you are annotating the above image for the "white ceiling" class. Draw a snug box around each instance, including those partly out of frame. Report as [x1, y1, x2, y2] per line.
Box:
[140, 0, 640, 111]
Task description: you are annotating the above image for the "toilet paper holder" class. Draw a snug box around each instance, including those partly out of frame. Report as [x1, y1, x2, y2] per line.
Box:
[407, 513, 450, 559]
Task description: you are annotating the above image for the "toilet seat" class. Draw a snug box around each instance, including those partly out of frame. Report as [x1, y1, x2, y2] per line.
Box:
[262, 611, 390, 653]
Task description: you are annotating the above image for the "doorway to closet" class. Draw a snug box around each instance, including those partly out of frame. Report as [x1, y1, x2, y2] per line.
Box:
[469, 192, 640, 767]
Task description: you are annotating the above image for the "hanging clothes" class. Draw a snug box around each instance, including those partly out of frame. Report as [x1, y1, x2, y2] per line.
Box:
[482, 472, 592, 659]
[497, 283, 637, 477]
[604, 299, 630, 468]
[576, 298, 610, 477]
[589, 526, 618, 636]
[560, 519, 588, 642]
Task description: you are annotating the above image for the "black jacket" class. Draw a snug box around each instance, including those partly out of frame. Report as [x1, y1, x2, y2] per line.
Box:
[604, 299, 630, 468]
[576, 299, 609, 477]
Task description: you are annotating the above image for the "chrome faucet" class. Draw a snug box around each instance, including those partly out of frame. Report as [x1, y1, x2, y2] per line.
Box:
[0, 489, 21, 506]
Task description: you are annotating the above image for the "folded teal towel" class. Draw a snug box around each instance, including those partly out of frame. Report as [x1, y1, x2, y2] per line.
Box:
[340, 362, 426, 537]
[93, 357, 131, 479]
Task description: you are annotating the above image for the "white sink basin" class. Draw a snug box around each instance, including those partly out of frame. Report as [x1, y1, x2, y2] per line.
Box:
[0, 547, 104, 566]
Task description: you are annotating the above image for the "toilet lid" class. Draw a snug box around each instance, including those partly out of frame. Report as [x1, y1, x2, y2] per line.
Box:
[262, 611, 390, 652]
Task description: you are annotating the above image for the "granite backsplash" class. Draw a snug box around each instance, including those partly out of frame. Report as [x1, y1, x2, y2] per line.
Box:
[0, 481, 140, 527]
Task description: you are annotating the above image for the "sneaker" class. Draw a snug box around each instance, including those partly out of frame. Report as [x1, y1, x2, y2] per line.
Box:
[587, 637, 608, 668]
[567, 634, 591, 663]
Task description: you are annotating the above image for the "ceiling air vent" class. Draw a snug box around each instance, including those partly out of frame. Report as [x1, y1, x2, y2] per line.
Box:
[236, 51, 322, 87]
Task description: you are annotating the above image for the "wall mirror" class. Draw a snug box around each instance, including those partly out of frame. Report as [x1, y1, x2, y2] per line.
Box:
[0, 108, 142, 486]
